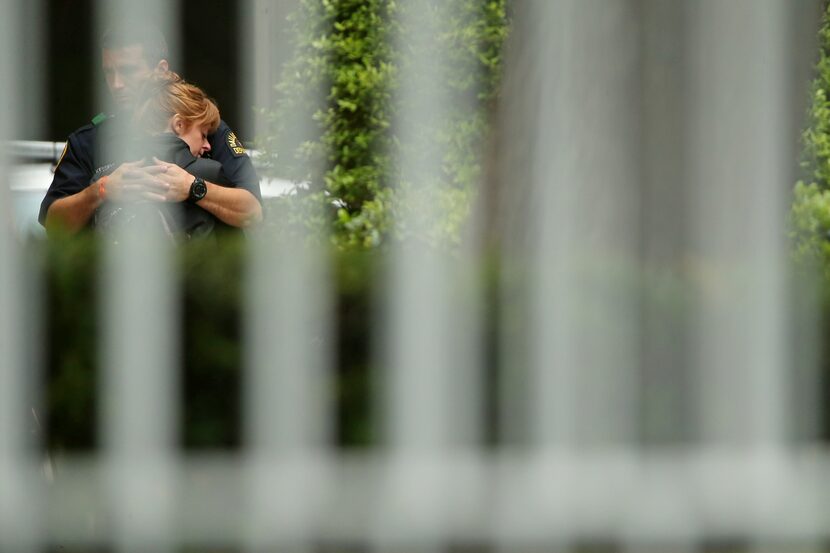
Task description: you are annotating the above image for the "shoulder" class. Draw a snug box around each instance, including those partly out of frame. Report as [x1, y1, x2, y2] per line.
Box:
[214, 119, 231, 134]
[203, 120, 260, 197]
[66, 113, 112, 148]
[55, 122, 97, 169]
[66, 123, 96, 147]
[54, 114, 117, 174]
[209, 120, 248, 159]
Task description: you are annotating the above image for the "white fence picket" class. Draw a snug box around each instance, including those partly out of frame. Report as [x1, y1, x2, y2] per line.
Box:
[0, 0, 825, 549]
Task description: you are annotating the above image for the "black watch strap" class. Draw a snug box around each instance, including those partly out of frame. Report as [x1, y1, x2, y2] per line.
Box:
[188, 177, 207, 203]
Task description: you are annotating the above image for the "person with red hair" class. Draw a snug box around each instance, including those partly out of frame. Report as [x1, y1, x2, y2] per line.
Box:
[39, 25, 262, 235]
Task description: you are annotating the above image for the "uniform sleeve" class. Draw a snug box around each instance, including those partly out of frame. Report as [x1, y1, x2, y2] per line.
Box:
[207, 122, 262, 203]
[38, 131, 95, 226]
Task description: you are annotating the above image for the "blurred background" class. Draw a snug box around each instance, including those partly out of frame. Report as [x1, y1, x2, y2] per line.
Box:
[46, 0, 252, 143]
[7, 0, 830, 551]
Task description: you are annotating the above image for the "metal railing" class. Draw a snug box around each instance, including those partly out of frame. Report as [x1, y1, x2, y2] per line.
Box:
[9, 140, 66, 163]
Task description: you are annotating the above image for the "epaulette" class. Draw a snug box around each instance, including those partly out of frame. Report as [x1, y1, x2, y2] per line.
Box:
[91, 112, 110, 126]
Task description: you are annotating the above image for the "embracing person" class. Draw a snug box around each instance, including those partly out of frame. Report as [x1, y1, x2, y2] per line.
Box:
[39, 25, 262, 237]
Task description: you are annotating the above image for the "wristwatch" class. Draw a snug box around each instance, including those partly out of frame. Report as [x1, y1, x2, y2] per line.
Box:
[188, 176, 207, 203]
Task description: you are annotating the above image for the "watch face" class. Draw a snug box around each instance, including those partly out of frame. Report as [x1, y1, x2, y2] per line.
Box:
[191, 178, 207, 201]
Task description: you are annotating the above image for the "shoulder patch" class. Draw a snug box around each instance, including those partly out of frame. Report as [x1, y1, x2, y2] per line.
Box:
[91, 112, 109, 126]
[226, 131, 247, 157]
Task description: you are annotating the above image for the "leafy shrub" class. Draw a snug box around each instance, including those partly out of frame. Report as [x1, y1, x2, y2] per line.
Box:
[41, 232, 379, 450]
[789, 3, 830, 438]
[791, 181, 830, 275]
[256, 0, 509, 249]
[792, 3, 830, 271]
[43, 233, 247, 450]
[800, 3, 830, 191]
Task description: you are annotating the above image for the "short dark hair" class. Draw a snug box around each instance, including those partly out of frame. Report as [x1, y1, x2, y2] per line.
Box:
[101, 24, 168, 65]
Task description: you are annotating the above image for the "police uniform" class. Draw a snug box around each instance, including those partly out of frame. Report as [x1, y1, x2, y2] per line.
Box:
[94, 133, 234, 239]
[38, 114, 262, 229]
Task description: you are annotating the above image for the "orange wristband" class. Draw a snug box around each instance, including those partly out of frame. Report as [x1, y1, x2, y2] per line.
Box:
[98, 175, 108, 201]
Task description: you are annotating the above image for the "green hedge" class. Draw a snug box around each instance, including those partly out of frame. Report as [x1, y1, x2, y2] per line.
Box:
[41, 233, 713, 450]
[256, 0, 509, 249]
[42, 232, 382, 450]
[793, 3, 830, 273]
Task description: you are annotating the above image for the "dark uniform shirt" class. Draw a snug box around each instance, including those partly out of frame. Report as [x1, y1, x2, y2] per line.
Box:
[38, 115, 261, 228]
[94, 133, 235, 239]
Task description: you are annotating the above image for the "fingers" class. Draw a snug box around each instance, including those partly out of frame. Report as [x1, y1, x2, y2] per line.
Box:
[119, 174, 168, 191]
[108, 160, 190, 203]
[138, 191, 168, 203]
[154, 164, 187, 178]
[143, 164, 170, 175]
[115, 161, 154, 182]
[154, 171, 183, 185]
[120, 164, 171, 185]
[107, 180, 171, 202]
[117, 159, 146, 171]
[154, 168, 191, 189]
[140, 177, 170, 192]
[121, 169, 152, 181]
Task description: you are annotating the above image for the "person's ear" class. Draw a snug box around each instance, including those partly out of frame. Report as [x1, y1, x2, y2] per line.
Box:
[155, 59, 169, 73]
[171, 114, 185, 134]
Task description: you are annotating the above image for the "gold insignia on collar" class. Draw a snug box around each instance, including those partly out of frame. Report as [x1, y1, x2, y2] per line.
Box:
[226, 131, 246, 156]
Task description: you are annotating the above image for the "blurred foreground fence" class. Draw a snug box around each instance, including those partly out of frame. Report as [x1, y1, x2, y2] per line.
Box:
[2, 0, 830, 550]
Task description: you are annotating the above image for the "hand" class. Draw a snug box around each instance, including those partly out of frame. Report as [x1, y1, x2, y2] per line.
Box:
[150, 157, 194, 203]
[104, 160, 170, 203]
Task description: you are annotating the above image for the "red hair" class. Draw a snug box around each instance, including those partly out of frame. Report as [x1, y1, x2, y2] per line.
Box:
[133, 71, 220, 134]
